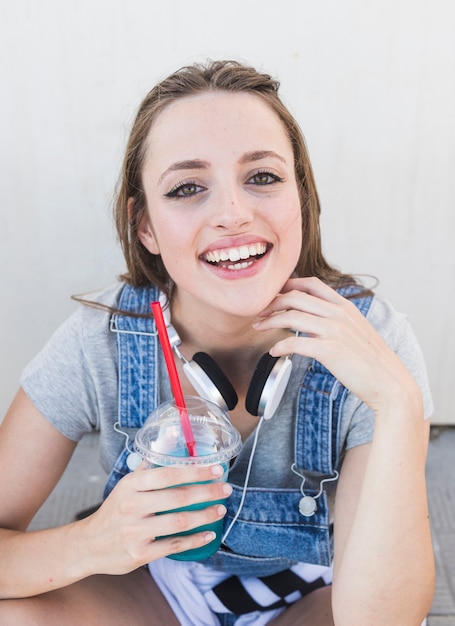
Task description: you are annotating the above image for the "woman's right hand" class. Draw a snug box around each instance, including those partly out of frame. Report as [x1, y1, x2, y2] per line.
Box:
[77, 464, 231, 575]
[0, 390, 230, 598]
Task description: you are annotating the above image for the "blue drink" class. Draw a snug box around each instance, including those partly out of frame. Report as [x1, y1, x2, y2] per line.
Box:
[158, 446, 228, 560]
[134, 397, 242, 561]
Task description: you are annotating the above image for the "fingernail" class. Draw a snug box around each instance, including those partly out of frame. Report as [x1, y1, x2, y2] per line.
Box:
[204, 531, 216, 543]
[211, 465, 224, 477]
[222, 483, 233, 496]
[217, 504, 227, 516]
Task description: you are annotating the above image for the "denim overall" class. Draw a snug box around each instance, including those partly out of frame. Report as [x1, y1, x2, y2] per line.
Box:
[105, 283, 373, 577]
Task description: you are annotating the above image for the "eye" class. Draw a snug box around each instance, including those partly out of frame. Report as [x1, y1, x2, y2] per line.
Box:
[164, 181, 206, 199]
[247, 170, 285, 186]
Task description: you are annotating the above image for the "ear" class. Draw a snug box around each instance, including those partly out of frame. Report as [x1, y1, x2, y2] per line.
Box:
[128, 197, 160, 255]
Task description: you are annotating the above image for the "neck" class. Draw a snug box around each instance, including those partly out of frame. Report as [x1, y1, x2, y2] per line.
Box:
[170, 295, 289, 388]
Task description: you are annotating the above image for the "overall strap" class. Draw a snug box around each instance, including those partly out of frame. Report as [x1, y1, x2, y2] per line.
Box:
[103, 283, 161, 498]
[110, 283, 161, 429]
[295, 288, 374, 474]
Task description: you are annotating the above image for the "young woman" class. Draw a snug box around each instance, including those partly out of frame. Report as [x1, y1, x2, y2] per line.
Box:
[0, 60, 434, 625]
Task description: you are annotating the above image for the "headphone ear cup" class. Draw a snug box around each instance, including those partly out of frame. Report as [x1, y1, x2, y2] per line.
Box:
[186, 352, 238, 411]
[245, 353, 293, 420]
[245, 353, 279, 417]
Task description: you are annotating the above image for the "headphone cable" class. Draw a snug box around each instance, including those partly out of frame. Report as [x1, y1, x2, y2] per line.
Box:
[221, 416, 264, 544]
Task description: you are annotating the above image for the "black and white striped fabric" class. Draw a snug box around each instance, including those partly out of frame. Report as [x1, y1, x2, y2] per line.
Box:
[211, 569, 328, 614]
[205, 563, 332, 615]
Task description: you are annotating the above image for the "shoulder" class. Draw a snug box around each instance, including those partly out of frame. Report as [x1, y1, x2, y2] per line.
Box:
[366, 294, 412, 347]
[19, 284, 127, 439]
[347, 292, 434, 426]
[77, 281, 126, 317]
[73, 282, 127, 337]
[22, 282, 127, 379]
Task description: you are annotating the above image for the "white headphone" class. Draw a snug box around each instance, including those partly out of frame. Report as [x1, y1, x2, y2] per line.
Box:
[161, 296, 293, 421]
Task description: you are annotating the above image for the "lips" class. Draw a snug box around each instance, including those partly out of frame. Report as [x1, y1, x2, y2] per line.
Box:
[201, 242, 268, 270]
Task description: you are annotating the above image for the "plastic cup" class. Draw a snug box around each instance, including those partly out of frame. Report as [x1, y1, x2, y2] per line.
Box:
[134, 396, 242, 560]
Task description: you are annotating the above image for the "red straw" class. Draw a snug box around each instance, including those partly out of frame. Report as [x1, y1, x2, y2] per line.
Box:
[151, 301, 198, 457]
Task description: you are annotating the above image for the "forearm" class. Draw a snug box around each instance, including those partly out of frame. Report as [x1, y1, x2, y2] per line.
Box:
[332, 398, 434, 625]
[0, 463, 232, 599]
[0, 521, 95, 599]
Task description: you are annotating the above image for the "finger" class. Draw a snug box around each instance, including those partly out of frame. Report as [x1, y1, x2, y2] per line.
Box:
[258, 287, 343, 322]
[119, 505, 226, 565]
[151, 528, 219, 560]
[254, 307, 333, 339]
[268, 334, 326, 360]
[280, 277, 344, 304]
[131, 463, 226, 492]
[148, 503, 227, 541]
[135, 480, 233, 517]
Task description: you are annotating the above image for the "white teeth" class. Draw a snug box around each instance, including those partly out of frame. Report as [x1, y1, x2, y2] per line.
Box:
[227, 261, 252, 270]
[203, 243, 267, 264]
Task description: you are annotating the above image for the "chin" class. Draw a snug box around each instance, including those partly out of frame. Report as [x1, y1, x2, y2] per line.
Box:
[209, 289, 277, 319]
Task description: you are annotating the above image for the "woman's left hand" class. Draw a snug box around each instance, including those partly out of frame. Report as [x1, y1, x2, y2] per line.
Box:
[253, 276, 421, 414]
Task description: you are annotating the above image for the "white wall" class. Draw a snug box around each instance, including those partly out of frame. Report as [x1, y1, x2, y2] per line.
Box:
[1, 0, 454, 423]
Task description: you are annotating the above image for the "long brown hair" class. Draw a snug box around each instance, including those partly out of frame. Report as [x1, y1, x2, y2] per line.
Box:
[115, 59, 361, 299]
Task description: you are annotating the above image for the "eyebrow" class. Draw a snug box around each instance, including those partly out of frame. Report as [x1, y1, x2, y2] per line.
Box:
[239, 150, 287, 165]
[158, 160, 209, 185]
[158, 150, 288, 185]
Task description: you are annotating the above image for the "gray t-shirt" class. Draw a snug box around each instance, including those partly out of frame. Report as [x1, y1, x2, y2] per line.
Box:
[20, 282, 433, 490]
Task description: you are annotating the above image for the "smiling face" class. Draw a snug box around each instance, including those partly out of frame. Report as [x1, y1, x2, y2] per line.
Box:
[138, 90, 302, 321]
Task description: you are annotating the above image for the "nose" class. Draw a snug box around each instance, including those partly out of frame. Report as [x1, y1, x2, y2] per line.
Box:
[210, 185, 254, 231]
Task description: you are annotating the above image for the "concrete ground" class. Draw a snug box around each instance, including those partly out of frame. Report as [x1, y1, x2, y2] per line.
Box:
[425, 427, 455, 626]
[29, 426, 455, 625]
